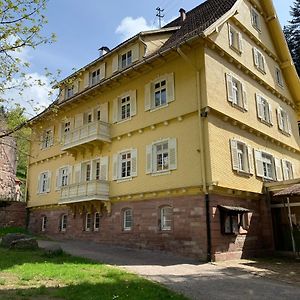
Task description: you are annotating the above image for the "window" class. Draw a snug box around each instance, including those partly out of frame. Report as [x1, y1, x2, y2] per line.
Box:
[79, 157, 109, 183]
[120, 50, 132, 69]
[112, 149, 137, 181]
[254, 150, 275, 180]
[123, 209, 133, 231]
[160, 206, 172, 231]
[276, 107, 291, 135]
[95, 161, 101, 180]
[56, 166, 70, 189]
[96, 109, 101, 121]
[256, 94, 272, 125]
[94, 212, 100, 231]
[275, 67, 284, 87]
[230, 139, 253, 175]
[145, 73, 175, 111]
[226, 74, 248, 111]
[85, 163, 91, 181]
[41, 128, 54, 149]
[38, 171, 51, 194]
[251, 7, 261, 32]
[41, 216, 47, 232]
[228, 24, 243, 53]
[253, 48, 266, 73]
[66, 85, 74, 99]
[90, 69, 100, 85]
[282, 160, 294, 180]
[222, 212, 239, 234]
[146, 138, 177, 175]
[64, 121, 71, 133]
[240, 213, 250, 230]
[85, 213, 92, 231]
[60, 214, 67, 232]
[113, 91, 136, 123]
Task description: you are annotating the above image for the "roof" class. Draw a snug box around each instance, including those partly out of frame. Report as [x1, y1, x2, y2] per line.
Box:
[161, 0, 238, 50]
[273, 184, 300, 197]
[218, 205, 250, 213]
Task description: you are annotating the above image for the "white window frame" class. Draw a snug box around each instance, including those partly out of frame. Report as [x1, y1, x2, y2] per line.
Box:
[146, 138, 177, 175]
[228, 24, 243, 53]
[230, 139, 253, 175]
[120, 50, 132, 69]
[60, 214, 67, 232]
[225, 74, 248, 111]
[119, 95, 131, 121]
[56, 166, 70, 189]
[253, 48, 266, 73]
[255, 150, 275, 181]
[154, 141, 170, 173]
[276, 107, 291, 135]
[85, 213, 92, 231]
[94, 212, 100, 231]
[38, 171, 51, 194]
[153, 79, 167, 108]
[42, 128, 54, 149]
[66, 85, 74, 99]
[256, 94, 273, 126]
[275, 67, 284, 88]
[90, 68, 101, 86]
[123, 209, 133, 231]
[282, 160, 294, 181]
[113, 90, 136, 124]
[251, 7, 261, 32]
[41, 216, 47, 232]
[145, 73, 175, 112]
[113, 149, 137, 181]
[160, 206, 172, 231]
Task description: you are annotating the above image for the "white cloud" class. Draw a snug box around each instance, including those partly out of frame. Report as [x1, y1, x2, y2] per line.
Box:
[116, 17, 155, 41]
[4, 73, 56, 118]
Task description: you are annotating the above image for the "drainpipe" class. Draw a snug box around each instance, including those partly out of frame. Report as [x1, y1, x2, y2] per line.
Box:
[177, 47, 211, 262]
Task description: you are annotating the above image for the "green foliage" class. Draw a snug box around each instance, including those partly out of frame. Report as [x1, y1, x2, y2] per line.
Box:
[0, 248, 187, 300]
[0, 226, 28, 237]
[284, 0, 300, 76]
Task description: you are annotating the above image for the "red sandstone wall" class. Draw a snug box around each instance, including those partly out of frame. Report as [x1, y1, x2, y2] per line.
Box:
[0, 201, 27, 228]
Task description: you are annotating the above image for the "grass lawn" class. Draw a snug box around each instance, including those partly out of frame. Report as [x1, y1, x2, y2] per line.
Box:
[0, 247, 187, 300]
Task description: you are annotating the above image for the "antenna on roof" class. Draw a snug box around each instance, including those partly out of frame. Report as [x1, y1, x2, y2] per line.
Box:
[156, 7, 165, 29]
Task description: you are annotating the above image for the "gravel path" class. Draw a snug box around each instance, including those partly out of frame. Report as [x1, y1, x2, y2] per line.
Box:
[38, 240, 300, 300]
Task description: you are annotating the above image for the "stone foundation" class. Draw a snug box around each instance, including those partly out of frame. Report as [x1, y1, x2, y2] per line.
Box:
[0, 201, 27, 228]
[28, 194, 274, 261]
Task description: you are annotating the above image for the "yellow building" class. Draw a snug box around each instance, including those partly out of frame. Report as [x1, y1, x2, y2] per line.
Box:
[27, 0, 300, 261]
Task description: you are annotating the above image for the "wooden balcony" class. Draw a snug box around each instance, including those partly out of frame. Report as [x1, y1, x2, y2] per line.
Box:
[59, 180, 109, 204]
[62, 120, 111, 152]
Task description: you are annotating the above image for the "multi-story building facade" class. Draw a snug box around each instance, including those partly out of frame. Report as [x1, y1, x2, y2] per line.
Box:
[27, 0, 300, 261]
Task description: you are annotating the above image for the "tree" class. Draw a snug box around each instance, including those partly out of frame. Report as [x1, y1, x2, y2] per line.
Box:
[0, 0, 58, 139]
[284, 0, 300, 76]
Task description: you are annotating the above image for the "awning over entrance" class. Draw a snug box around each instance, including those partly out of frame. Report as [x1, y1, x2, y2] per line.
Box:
[273, 184, 300, 197]
[217, 205, 250, 213]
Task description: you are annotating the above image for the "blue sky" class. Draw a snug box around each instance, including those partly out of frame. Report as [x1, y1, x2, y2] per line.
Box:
[9, 0, 295, 115]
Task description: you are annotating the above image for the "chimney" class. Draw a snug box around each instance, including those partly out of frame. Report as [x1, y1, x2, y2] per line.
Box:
[98, 46, 110, 57]
[179, 8, 186, 22]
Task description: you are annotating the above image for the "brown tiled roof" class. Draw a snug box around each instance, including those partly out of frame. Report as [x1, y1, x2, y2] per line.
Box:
[273, 184, 300, 197]
[161, 0, 238, 51]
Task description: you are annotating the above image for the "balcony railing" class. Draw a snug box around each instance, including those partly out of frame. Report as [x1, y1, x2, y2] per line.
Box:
[59, 180, 109, 204]
[62, 120, 111, 151]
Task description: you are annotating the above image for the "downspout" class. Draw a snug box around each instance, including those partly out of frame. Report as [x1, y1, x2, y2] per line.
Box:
[177, 47, 211, 261]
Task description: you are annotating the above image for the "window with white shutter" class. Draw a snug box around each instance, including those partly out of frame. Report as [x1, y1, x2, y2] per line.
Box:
[113, 90, 137, 123]
[256, 94, 273, 126]
[275, 67, 284, 88]
[282, 160, 294, 180]
[251, 7, 261, 32]
[228, 24, 243, 54]
[225, 74, 248, 111]
[38, 171, 51, 194]
[276, 107, 291, 135]
[254, 150, 275, 180]
[56, 166, 71, 189]
[112, 149, 137, 181]
[146, 138, 177, 175]
[253, 48, 266, 73]
[230, 139, 253, 175]
[41, 127, 54, 149]
[144, 73, 175, 111]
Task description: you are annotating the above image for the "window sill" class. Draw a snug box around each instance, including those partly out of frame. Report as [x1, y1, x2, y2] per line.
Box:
[231, 103, 247, 112]
[229, 45, 242, 55]
[150, 104, 168, 113]
[151, 170, 171, 177]
[236, 170, 252, 177]
[279, 130, 291, 137]
[255, 66, 266, 75]
[258, 119, 273, 127]
[116, 117, 132, 125]
[116, 177, 133, 183]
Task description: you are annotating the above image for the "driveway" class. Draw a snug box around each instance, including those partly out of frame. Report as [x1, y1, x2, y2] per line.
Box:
[38, 240, 300, 300]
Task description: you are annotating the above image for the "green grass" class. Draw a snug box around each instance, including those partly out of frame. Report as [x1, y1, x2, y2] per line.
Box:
[0, 227, 28, 237]
[0, 248, 187, 300]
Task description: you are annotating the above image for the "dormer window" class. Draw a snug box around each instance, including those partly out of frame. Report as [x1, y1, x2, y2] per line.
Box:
[120, 50, 132, 69]
[90, 69, 100, 85]
[66, 86, 74, 99]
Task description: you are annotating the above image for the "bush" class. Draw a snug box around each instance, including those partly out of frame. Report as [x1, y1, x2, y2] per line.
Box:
[0, 227, 28, 237]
